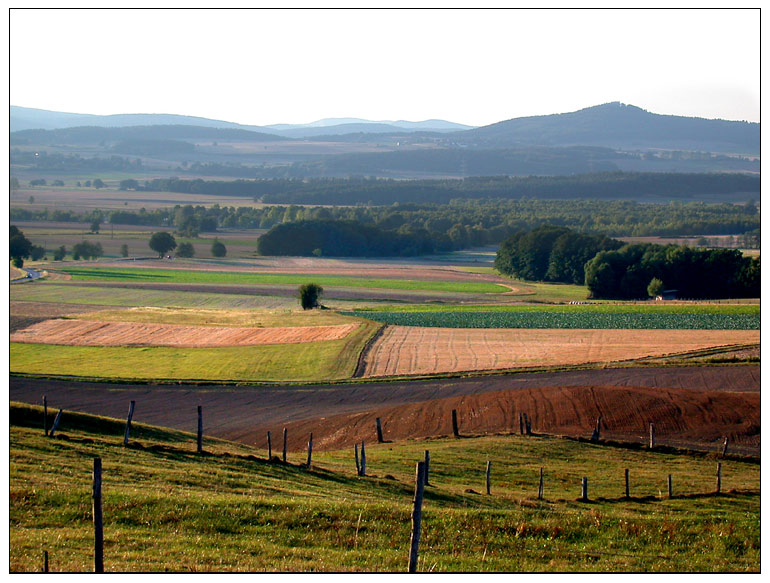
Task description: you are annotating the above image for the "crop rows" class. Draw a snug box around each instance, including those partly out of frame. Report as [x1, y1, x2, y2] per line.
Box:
[344, 311, 760, 330]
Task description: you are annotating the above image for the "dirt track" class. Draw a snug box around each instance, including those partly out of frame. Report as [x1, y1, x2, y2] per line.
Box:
[9, 365, 760, 454]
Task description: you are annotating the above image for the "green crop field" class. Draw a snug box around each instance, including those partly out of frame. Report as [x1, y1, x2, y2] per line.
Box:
[342, 311, 760, 330]
[58, 267, 509, 294]
[10, 284, 297, 310]
[350, 303, 761, 315]
[10, 403, 760, 572]
[9, 318, 379, 382]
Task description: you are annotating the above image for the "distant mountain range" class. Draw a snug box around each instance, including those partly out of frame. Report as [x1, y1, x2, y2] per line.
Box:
[9, 106, 472, 137]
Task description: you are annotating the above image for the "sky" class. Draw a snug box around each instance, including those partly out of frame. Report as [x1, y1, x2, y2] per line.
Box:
[9, 6, 761, 128]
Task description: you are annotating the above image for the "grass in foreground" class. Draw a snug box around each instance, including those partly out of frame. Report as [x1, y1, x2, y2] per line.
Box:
[10, 318, 379, 382]
[58, 267, 509, 294]
[10, 403, 759, 572]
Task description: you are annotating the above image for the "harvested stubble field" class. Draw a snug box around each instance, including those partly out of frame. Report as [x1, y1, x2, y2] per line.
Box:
[359, 326, 760, 377]
[10, 318, 359, 348]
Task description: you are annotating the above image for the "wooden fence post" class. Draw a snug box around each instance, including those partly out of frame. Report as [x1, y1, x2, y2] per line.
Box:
[538, 467, 544, 500]
[196, 406, 203, 454]
[267, 431, 272, 460]
[716, 462, 722, 494]
[519, 412, 524, 435]
[43, 395, 48, 436]
[649, 423, 655, 449]
[306, 433, 313, 468]
[43, 550, 48, 573]
[360, 441, 366, 476]
[624, 468, 630, 499]
[667, 474, 673, 498]
[486, 461, 492, 495]
[49, 409, 63, 438]
[408, 461, 426, 573]
[526, 413, 532, 435]
[376, 417, 384, 443]
[451, 409, 459, 438]
[282, 428, 288, 463]
[591, 416, 601, 441]
[93, 457, 104, 573]
[355, 443, 361, 475]
[424, 450, 430, 486]
[123, 400, 135, 446]
[580, 477, 588, 502]
[721, 436, 729, 457]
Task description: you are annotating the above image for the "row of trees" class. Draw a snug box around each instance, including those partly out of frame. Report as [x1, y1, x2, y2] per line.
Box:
[11, 198, 761, 249]
[256, 219, 440, 257]
[494, 225, 623, 285]
[494, 224, 760, 299]
[584, 244, 760, 299]
[148, 232, 227, 258]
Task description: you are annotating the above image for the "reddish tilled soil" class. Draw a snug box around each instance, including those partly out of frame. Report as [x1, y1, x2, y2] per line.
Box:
[274, 385, 760, 454]
[10, 318, 358, 348]
[362, 327, 761, 377]
[9, 365, 760, 455]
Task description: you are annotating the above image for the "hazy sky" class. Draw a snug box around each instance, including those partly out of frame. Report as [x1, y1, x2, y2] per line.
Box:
[10, 7, 760, 127]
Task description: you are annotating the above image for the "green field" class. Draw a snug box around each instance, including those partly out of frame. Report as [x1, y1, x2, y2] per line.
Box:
[58, 267, 509, 294]
[342, 311, 761, 330]
[10, 403, 760, 572]
[10, 317, 379, 382]
[11, 283, 296, 310]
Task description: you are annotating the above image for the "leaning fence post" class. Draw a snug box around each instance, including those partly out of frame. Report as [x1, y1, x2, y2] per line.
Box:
[49, 409, 63, 437]
[721, 436, 729, 457]
[360, 441, 366, 476]
[355, 443, 361, 475]
[580, 477, 589, 502]
[93, 457, 104, 573]
[196, 406, 203, 454]
[282, 428, 288, 463]
[538, 467, 544, 500]
[485, 461, 492, 495]
[376, 417, 384, 443]
[43, 395, 48, 436]
[591, 416, 601, 441]
[451, 409, 460, 438]
[624, 468, 630, 499]
[424, 450, 430, 486]
[123, 400, 136, 446]
[267, 431, 272, 460]
[716, 462, 722, 494]
[649, 423, 655, 449]
[306, 433, 313, 468]
[408, 461, 426, 573]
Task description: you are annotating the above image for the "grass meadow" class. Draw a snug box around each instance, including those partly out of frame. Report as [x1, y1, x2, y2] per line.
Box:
[10, 317, 379, 382]
[10, 403, 759, 572]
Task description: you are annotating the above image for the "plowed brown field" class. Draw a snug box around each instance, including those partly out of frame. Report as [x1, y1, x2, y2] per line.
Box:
[275, 385, 760, 453]
[361, 327, 760, 377]
[10, 318, 358, 348]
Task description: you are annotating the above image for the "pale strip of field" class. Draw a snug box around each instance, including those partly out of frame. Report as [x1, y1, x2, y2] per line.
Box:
[361, 326, 761, 377]
[10, 319, 358, 348]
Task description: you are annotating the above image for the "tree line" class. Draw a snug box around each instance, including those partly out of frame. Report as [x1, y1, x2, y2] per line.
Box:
[123, 172, 760, 206]
[10, 197, 761, 247]
[495, 225, 760, 299]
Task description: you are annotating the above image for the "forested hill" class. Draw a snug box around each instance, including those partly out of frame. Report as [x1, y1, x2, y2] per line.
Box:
[457, 102, 759, 154]
[10, 124, 286, 145]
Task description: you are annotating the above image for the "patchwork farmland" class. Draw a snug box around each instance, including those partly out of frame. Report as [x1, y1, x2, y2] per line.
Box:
[9, 251, 761, 572]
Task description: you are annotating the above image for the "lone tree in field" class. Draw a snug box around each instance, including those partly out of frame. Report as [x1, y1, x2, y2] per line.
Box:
[211, 239, 227, 258]
[298, 283, 323, 310]
[149, 231, 177, 257]
[647, 277, 665, 298]
[176, 242, 195, 258]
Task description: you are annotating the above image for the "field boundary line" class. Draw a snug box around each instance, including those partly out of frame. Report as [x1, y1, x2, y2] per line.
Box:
[353, 324, 388, 378]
